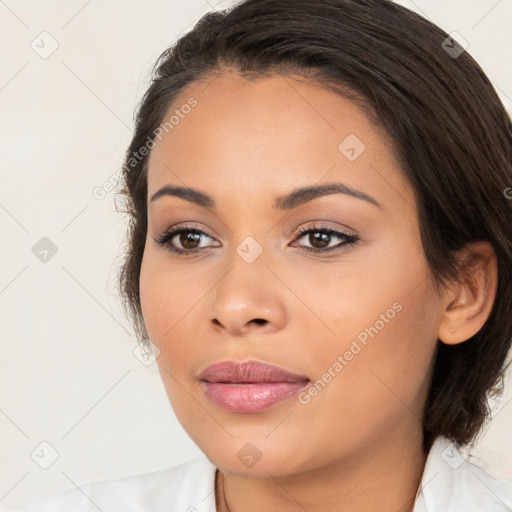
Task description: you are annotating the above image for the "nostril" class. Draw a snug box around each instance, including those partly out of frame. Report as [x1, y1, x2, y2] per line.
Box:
[251, 318, 267, 325]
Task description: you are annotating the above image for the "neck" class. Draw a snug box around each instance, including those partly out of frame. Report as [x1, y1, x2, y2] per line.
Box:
[215, 428, 427, 512]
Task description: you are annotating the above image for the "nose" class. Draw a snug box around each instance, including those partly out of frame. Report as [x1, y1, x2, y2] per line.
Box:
[209, 261, 287, 337]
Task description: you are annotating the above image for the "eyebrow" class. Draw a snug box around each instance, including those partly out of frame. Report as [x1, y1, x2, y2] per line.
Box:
[149, 182, 383, 210]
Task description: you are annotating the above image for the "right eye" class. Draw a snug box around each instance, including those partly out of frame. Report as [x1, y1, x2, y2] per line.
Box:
[154, 225, 220, 256]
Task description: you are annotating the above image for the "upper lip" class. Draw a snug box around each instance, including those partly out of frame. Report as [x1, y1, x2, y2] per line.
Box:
[198, 360, 309, 383]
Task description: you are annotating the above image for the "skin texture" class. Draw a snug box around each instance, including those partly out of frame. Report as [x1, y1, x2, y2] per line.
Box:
[139, 72, 498, 512]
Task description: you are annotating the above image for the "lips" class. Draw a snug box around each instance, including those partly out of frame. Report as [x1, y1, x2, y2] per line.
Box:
[199, 360, 309, 383]
[198, 360, 310, 413]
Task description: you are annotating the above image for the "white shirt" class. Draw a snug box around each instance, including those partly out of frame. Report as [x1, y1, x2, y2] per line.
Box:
[11, 436, 512, 512]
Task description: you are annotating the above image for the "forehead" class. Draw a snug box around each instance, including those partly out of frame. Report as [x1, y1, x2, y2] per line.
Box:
[146, 71, 412, 212]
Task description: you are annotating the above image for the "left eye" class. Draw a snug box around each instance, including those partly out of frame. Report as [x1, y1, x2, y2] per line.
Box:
[291, 226, 359, 253]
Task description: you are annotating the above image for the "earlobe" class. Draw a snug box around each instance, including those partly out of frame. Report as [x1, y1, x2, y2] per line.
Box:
[437, 241, 498, 345]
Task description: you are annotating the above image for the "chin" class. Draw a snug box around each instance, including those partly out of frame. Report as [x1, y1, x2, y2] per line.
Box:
[198, 435, 315, 478]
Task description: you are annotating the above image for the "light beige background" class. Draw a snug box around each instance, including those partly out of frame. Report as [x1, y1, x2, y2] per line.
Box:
[0, 0, 511, 509]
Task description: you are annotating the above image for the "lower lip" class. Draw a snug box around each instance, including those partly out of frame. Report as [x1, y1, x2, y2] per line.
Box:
[201, 381, 309, 413]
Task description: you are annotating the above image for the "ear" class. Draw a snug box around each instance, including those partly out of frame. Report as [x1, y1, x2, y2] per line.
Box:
[438, 241, 498, 345]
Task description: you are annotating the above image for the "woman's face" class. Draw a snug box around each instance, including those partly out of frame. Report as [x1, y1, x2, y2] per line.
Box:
[139, 72, 444, 476]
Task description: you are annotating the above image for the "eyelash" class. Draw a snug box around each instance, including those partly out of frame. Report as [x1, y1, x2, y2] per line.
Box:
[154, 223, 359, 257]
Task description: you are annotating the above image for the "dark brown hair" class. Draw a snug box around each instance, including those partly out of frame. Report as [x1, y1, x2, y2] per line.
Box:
[115, 0, 512, 453]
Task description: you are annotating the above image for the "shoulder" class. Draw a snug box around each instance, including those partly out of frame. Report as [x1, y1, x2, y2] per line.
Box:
[11, 455, 217, 512]
[415, 436, 512, 512]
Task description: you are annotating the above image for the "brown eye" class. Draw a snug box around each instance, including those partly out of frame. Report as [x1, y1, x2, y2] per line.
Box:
[308, 231, 331, 249]
[292, 225, 360, 254]
[154, 226, 220, 255]
[180, 231, 201, 249]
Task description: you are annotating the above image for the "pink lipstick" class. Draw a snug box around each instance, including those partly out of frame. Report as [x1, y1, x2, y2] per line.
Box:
[198, 360, 309, 413]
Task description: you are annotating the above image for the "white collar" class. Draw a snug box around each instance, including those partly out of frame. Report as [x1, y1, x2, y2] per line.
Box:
[413, 435, 512, 511]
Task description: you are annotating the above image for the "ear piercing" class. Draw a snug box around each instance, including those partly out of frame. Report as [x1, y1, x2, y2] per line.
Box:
[449, 328, 455, 334]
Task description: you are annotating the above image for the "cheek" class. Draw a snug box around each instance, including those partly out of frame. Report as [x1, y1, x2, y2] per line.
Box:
[139, 247, 202, 342]
[139, 247, 212, 389]
[292, 233, 438, 413]
[288, 285, 438, 463]
[139, 250, 165, 341]
[287, 231, 429, 349]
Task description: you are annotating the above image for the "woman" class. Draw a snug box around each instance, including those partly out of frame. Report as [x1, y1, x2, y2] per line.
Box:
[14, 0, 512, 510]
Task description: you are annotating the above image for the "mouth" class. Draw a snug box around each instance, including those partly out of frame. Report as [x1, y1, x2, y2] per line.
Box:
[198, 360, 310, 413]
